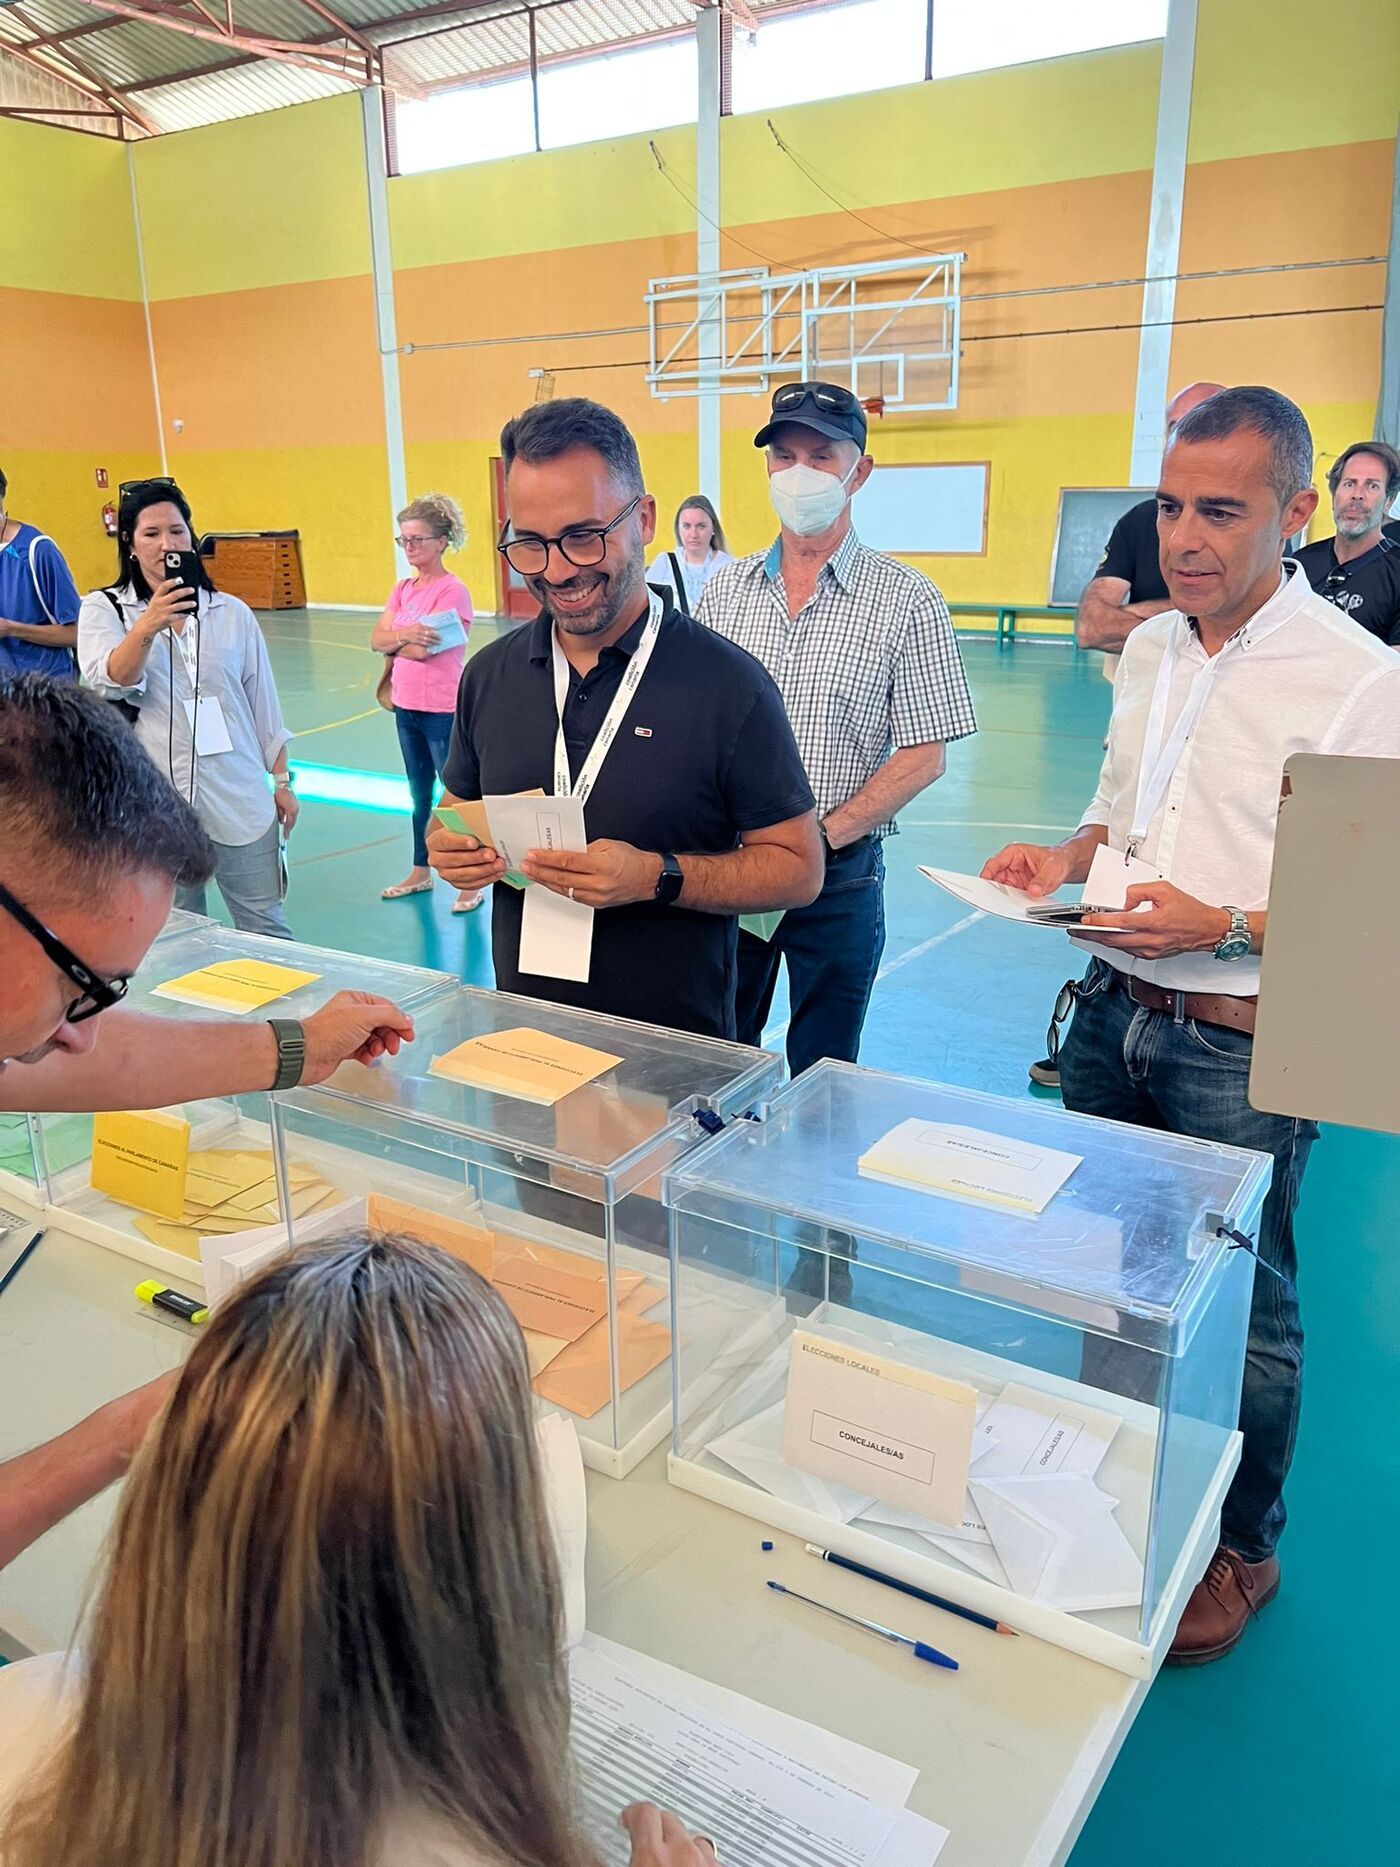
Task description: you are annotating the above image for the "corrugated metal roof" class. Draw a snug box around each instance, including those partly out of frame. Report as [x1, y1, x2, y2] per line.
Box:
[0, 0, 808, 138]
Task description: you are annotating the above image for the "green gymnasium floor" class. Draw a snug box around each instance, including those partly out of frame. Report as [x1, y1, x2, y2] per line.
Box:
[264, 608, 1398, 1864]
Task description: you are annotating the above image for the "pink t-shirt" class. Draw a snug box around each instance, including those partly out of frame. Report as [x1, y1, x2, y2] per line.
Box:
[386, 572, 472, 713]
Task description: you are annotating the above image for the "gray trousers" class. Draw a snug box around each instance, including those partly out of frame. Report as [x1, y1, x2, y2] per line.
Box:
[176, 818, 292, 939]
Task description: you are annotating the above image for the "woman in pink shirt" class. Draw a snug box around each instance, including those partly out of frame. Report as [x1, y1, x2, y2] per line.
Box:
[371, 493, 481, 912]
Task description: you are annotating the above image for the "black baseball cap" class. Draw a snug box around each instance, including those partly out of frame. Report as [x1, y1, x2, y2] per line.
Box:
[754, 380, 868, 451]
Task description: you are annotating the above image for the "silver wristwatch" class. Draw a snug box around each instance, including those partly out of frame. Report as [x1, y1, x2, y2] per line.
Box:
[1213, 907, 1251, 963]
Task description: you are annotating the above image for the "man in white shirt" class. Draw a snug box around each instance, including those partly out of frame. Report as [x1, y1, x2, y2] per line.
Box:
[0, 675, 415, 1571]
[981, 387, 1400, 1664]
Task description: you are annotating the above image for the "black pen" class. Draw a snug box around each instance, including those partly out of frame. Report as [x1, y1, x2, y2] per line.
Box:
[0, 1227, 46, 1300]
[806, 1543, 1017, 1636]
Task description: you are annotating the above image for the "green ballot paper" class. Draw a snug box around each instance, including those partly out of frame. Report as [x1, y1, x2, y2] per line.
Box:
[434, 805, 529, 890]
[739, 910, 786, 942]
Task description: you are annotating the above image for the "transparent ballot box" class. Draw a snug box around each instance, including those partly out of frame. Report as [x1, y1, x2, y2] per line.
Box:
[271, 990, 782, 1478]
[665, 1062, 1271, 1675]
[36, 926, 456, 1283]
[0, 1114, 44, 1215]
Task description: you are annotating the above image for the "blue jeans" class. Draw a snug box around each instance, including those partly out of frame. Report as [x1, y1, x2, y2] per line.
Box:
[735, 837, 886, 1075]
[175, 818, 291, 940]
[395, 707, 455, 868]
[1059, 960, 1317, 1562]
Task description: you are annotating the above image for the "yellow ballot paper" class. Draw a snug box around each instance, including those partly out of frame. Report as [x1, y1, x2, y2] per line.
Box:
[781, 1331, 977, 1528]
[91, 1109, 191, 1221]
[151, 958, 321, 1014]
[428, 1027, 622, 1106]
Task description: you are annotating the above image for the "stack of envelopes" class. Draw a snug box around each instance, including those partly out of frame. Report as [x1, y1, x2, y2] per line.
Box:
[133, 1149, 341, 1260]
[363, 1192, 670, 1420]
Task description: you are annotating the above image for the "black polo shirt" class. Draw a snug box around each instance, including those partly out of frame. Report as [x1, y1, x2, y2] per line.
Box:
[1292, 534, 1400, 647]
[1095, 497, 1166, 604]
[443, 594, 815, 1038]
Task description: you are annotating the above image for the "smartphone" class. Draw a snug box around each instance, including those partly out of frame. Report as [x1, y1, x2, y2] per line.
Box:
[162, 548, 203, 595]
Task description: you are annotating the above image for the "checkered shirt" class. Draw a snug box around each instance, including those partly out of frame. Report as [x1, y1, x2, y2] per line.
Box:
[696, 530, 976, 834]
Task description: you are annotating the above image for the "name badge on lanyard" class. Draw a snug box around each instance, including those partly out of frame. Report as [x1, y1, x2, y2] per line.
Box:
[521, 594, 664, 985]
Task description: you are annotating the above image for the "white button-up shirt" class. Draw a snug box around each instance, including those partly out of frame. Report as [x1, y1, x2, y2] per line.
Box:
[78, 583, 292, 848]
[1078, 562, 1400, 994]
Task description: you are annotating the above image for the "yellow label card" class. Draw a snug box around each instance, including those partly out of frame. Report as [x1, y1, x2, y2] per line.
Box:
[151, 958, 321, 1014]
[91, 1110, 191, 1220]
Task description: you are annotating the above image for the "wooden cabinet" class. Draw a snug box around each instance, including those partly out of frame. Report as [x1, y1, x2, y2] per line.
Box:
[201, 533, 306, 610]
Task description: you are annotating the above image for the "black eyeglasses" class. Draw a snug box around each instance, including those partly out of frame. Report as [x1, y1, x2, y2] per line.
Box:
[118, 477, 177, 499]
[771, 382, 860, 415]
[0, 881, 130, 1026]
[1321, 568, 1349, 600]
[497, 494, 642, 578]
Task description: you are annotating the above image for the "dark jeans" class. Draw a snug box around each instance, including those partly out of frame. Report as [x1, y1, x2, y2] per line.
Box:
[1059, 960, 1317, 1563]
[737, 837, 885, 1308]
[735, 836, 886, 1076]
[395, 707, 455, 867]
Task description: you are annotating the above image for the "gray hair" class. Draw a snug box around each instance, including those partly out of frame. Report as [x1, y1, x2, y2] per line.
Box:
[500, 398, 643, 497]
[1169, 385, 1314, 505]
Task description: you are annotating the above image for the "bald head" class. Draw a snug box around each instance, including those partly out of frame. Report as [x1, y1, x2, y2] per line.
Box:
[1166, 382, 1226, 433]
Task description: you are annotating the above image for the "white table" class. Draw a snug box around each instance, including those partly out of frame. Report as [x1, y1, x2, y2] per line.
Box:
[0, 1222, 1146, 1866]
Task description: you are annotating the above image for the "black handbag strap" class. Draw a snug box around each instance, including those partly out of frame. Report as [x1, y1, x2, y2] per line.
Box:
[667, 551, 691, 618]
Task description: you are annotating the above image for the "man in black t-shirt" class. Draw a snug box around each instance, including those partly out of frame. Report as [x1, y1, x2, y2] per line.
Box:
[428, 399, 823, 1040]
[1292, 441, 1400, 648]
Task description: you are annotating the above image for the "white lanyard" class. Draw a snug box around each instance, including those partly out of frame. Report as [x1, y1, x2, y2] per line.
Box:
[1128, 624, 1239, 855]
[551, 593, 663, 802]
[172, 612, 200, 689]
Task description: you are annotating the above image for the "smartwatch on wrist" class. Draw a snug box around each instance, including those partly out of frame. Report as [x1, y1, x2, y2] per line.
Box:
[268, 1018, 307, 1091]
[1213, 907, 1251, 962]
[653, 853, 684, 907]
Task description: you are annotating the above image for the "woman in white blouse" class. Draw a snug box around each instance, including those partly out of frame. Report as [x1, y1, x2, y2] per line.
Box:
[647, 495, 733, 618]
[0, 1234, 716, 1867]
[78, 479, 297, 937]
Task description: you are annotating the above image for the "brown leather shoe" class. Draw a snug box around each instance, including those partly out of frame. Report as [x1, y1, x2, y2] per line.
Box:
[1166, 1545, 1280, 1666]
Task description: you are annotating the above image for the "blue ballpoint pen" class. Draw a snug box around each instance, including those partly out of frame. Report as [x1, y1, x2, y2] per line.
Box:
[767, 1579, 959, 1671]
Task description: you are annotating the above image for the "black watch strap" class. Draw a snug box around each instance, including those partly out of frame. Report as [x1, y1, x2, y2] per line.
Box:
[654, 852, 684, 907]
[268, 1018, 307, 1091]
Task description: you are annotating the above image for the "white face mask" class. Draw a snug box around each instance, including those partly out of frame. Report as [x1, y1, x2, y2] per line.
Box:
[768, 459, 858, 537]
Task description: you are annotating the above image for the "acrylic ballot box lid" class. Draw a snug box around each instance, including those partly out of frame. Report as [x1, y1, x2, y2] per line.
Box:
[665, 1061, 1273, 1355]
[122, 923, 457, 1020]
[278, 989, 779, 1193]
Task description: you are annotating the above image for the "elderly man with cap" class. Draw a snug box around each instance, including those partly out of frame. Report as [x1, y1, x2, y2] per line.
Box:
[698, 381, 976, 1078]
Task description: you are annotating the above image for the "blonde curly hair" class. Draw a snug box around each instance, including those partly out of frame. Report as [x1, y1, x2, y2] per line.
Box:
[398, 491, 466, 553]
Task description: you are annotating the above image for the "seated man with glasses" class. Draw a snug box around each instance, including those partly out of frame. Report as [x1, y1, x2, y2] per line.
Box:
[0, 674, 416, 1573]
[428, 398, 823, 1038]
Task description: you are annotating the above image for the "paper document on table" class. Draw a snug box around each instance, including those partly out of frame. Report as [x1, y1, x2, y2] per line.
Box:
[569, 1642, 949, 1867]
[782, 1332, 976, 1527]
[858, 1120, 1083, 1214]
[427, 1027, 621, 1105]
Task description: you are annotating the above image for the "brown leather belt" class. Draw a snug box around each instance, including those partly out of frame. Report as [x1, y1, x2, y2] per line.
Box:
[1122, 975, 1257, 1036]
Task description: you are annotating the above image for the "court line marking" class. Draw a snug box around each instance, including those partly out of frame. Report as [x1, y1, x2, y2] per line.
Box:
[899, 820, 1075, 831]
[763, 908, 987, 1049]
[293, 706, 382, 738]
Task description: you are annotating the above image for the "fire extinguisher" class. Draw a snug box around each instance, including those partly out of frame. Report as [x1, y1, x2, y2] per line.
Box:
[101, 502, 117, 538]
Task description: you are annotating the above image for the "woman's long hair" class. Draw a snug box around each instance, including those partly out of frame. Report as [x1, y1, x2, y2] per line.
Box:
[673, 493, 727, 555]
[112, 478, 216, 600]
[0, 1234, 597, 1867]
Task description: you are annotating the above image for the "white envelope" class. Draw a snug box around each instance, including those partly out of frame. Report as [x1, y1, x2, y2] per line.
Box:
[972, 1382, 1122, 1482]
[708, 1401, 872, 1523]
[970, 1481, 1060, 1597]
[973, 1473, 1143, 1612]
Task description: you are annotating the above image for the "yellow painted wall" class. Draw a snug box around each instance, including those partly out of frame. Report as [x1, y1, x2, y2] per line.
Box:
[2, 117, 158, 592]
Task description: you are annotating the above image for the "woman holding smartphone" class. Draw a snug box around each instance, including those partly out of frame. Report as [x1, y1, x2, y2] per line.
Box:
[371, 493, 480, 913]
[77, 478, 297, 937]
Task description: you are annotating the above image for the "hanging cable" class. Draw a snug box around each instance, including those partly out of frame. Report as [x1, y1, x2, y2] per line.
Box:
[765, 118, 944, 258]
[648, 137, 782, 267]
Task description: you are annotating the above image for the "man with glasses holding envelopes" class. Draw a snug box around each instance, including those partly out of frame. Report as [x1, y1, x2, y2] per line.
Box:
[428, 399, 822, 1038]
[0, 675, 415, 1572]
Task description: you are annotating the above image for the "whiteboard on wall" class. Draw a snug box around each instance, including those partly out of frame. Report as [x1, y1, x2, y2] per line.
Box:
[1049, 488, 1156, 607]
[853, 463, 988, 556]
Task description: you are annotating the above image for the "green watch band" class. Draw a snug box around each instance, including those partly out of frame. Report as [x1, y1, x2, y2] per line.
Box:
[267, 1018, 307, 1091]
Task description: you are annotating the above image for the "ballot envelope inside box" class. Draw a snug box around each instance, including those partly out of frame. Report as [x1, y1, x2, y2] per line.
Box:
[32, 925, 457, 1282]
[663, 1059, 1272, 1676]
[269, 986, 781, 1479]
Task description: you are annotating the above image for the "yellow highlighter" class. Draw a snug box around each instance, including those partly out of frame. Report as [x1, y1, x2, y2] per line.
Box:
[135, 1280, 208, 1326]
